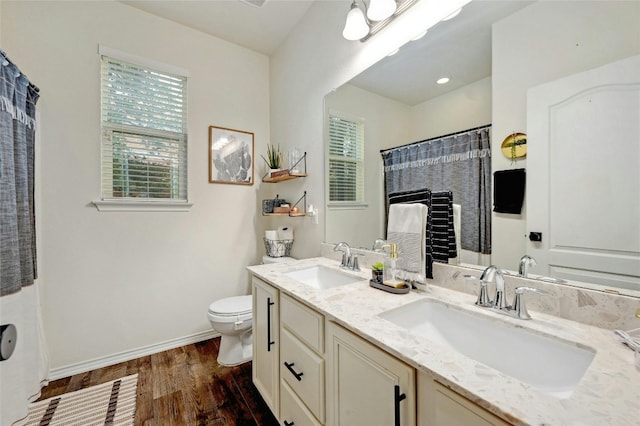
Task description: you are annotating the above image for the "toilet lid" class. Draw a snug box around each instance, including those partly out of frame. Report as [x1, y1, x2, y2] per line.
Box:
[208, 295, 252, 316]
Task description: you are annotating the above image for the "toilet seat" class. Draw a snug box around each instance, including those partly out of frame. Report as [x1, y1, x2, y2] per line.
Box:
[208, 295, 252, 323]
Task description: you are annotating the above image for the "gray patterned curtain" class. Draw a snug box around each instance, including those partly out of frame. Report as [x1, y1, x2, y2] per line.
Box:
[382, 126, 492, 254]
[1, 50, 39, 296]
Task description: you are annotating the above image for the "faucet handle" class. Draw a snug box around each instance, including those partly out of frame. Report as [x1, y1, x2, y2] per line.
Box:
[465, 275, 493, 307]
[511, 286, 550, 320]
[340, 253, 349, 268]
[350, 254, 360, 271]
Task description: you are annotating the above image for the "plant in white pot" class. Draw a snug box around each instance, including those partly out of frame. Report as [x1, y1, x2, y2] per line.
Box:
[261, 144, 283, 176]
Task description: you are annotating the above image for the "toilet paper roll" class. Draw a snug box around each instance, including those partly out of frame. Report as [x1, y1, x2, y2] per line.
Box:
[277, 226, 294, 240]
[0, 324, 17, 361]
[265, 230, 278, 240]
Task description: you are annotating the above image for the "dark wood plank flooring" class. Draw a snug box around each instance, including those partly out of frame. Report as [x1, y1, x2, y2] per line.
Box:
[38, 338, 279, 426]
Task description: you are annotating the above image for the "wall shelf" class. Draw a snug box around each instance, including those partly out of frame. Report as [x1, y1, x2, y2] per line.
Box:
[262, 191, 307, 217]
[262, 172, 308, 183]
[262, 152, 307, 182]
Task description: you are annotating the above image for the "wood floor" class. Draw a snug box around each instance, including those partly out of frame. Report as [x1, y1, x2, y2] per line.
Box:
[38, 338, 279, 425]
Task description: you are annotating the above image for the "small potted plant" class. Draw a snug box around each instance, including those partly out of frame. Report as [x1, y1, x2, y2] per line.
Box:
[371, 262, 384, 283]
[261, 144, 283, 174]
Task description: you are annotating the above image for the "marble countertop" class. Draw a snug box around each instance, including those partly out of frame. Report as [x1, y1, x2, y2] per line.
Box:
[248, 257, 639, 426]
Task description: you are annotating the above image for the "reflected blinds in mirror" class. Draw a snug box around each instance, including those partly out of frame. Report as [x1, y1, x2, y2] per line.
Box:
[328, 110, 364, 204]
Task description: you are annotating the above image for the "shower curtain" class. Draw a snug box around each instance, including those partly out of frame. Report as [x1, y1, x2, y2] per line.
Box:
[0, 50, 49, 426]
[382, 126, 492, 255]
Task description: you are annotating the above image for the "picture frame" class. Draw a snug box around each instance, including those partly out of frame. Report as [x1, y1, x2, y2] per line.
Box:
[209, 125, 254, 185]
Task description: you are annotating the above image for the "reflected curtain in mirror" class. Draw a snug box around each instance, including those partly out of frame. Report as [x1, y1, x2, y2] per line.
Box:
[381, 126, 491, 254]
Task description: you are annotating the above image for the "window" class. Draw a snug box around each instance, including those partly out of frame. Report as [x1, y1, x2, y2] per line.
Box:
[328, 111, 364, 205]
[100, 53, 188, 204]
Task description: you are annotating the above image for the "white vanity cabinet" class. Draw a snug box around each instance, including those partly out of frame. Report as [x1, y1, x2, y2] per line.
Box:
[252, 277, 280, 418]
[417, 371, 511, 426]
[325, 321, 416, 426]
[252, 273, 509, 426]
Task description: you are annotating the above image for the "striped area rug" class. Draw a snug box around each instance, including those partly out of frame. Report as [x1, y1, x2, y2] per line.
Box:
[26, 374, 138, 426]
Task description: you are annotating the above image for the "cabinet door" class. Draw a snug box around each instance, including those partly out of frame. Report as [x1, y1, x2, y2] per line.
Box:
[326, 321, 415, 426]
[252, 277, 280, 418]
[417, 371, 511, 426]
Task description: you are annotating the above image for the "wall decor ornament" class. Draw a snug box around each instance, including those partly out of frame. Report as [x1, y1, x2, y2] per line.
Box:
[209, 126, 254, 185]
[501, 132, 527, 161]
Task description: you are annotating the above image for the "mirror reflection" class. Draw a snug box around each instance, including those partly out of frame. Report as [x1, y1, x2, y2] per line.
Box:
[324, 1, 640, 297]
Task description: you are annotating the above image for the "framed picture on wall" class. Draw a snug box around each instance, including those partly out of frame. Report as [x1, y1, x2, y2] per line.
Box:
[209, 126, 254, 185]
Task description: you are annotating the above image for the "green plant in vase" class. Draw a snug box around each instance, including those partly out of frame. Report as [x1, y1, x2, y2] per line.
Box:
[261, 144, 282, 170]
[372, 262, 384, 283]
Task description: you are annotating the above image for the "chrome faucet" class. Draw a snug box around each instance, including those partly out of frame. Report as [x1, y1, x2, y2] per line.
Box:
[480, 265, 509, 310]
[473, 264, 549, 320]
[518, 255, 537, 278]
[372, 239, 387, 252]
[334, 242, 360, 271]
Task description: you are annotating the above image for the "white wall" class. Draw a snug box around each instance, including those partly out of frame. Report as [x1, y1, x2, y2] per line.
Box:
[2, 1, 269, 371]
[491, 1, 640, 270]
[324, 84, 411, 248]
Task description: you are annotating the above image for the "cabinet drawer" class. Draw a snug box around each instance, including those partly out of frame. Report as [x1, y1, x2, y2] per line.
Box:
[280, 328, 325, 423]
[280, 381, 322, 426]
[281, 293, 324, 353]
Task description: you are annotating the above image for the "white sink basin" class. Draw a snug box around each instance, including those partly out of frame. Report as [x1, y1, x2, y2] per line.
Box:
[379, 299, 595, 398]
[284, 265, 362, 290]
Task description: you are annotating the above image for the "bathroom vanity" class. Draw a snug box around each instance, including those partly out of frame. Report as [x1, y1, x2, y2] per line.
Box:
[248, 257, 639, 426]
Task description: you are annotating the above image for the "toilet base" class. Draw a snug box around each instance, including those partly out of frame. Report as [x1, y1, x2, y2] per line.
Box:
[217, 330, 253, 366]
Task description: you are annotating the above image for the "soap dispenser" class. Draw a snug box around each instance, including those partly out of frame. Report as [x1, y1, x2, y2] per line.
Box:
[383, 243, 405, 288]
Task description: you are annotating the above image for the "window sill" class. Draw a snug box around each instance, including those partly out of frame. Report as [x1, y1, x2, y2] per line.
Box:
[92, 199, 193, 212]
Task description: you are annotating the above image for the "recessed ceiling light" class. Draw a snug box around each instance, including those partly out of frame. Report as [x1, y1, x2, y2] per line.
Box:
[437, 77, 450, 85]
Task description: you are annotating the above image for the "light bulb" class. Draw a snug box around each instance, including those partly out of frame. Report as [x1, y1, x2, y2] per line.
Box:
[343, 2, 370, 40]
[367, 0, 397, 22]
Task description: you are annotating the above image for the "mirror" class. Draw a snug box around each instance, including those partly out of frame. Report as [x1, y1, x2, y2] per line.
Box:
[324, 1, 640, 297]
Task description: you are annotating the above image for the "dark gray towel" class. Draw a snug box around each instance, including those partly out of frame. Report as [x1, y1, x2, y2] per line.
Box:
[388, 189, 433, 279]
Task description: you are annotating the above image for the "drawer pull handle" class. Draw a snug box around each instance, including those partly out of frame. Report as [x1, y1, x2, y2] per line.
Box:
[284, 361, 304, 381]
[394, 385, 406, 426]
[284, 421, 294, 426]
[267, 297, 275, 352]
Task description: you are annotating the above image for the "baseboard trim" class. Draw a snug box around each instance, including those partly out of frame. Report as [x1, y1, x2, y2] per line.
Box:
[49, 329, 220, 381]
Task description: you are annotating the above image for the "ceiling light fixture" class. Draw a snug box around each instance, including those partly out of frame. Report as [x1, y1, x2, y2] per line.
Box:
[367, 0, 397, 22]
[343, 1, 370, 40]
[436, 77, 450, 85]
[343, 0, 419, 42]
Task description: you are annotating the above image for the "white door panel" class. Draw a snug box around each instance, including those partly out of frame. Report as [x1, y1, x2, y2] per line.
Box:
[527, 54, 640, 293]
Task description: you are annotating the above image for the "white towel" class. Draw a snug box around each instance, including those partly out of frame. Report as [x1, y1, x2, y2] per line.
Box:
[387, 203, 428, 283]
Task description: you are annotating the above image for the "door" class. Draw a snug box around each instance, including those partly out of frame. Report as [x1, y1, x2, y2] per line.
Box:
[526, 54, 640, 293]
[252, 277, 280, 418]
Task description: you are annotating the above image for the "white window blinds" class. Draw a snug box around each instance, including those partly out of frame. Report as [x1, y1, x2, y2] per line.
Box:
[328, 111, 364, 204]
[100, 55, 188, 201]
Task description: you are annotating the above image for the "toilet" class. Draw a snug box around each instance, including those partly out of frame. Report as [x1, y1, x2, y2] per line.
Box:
[207, 295, 253, 366]
[207, 256, 296, 366]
